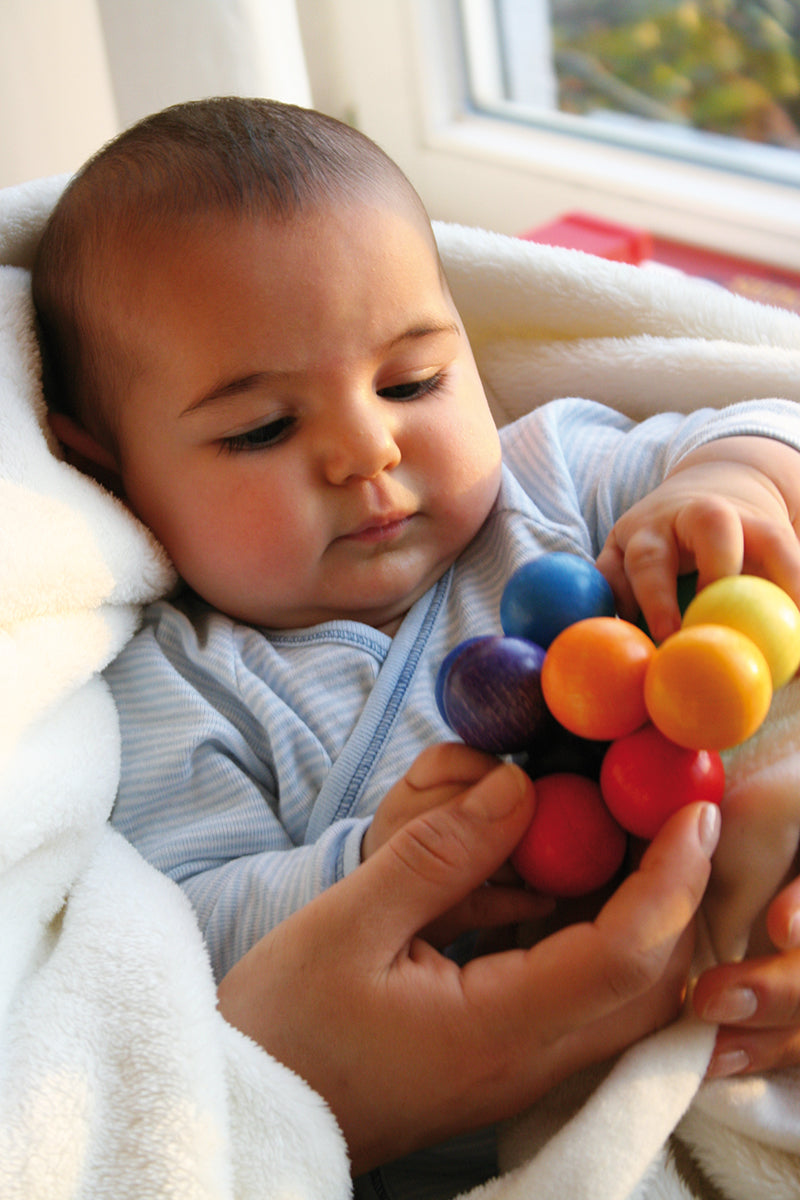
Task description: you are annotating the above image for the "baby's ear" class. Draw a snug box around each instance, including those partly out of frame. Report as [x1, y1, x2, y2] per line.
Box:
[47, 411, 123, 493]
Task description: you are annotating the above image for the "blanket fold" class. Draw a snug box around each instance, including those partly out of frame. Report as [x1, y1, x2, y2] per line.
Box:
[0, 181, 350, 1200]
[3, 173, 800, 1199]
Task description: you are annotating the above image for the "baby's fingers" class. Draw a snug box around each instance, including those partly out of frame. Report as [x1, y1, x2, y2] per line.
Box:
[602, 497, 747, 644]
[642, 499, 746, 640]
[675, 497, 746, 590]
[735, 516, 800, 612]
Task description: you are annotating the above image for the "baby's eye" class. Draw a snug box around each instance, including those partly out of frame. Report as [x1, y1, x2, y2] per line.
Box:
[222, 415, 295, 452]
[378, 372, 444, 402]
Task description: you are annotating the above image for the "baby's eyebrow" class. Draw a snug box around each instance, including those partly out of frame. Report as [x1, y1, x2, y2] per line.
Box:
[387, 320, 460, 347]
[181, 372, 284, 417]
[181, 320, 461, 416]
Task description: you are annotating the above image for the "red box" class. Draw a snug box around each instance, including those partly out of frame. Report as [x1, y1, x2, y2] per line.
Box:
[521, 211, 800, 314]
[519, 211, 652, 264]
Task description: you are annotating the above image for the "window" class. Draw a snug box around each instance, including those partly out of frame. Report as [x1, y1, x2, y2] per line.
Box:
[297, 0, 800, 269]
[462, 0, 800, 189]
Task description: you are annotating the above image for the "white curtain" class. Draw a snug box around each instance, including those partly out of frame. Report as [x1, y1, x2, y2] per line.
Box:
[0, 0, 311, 188]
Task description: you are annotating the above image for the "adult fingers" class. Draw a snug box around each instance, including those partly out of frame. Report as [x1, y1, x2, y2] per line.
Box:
[766, 873, 800, 951]
[403, 742, 502, 791]
[708, 1025, 800, 1078]
[695, 950, 800, 1077]
[696, 951, 800, 1031]
[357, 762, 538, 953]
[463, 802, 720, 1048]
[364, 743, 509, 860]
[218, 793, 717, 1174]
[421, 883, 554, 949]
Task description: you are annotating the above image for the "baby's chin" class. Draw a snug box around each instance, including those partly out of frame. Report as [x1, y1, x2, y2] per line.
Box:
[218, 596, 410, 635]
[205, 542, 466, 631]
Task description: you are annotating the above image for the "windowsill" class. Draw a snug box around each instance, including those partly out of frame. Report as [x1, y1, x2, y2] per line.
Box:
[521, 211, 800, 316]
[418, 108, 800, 272]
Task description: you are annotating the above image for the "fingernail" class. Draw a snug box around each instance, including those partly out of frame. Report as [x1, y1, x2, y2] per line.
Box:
[698, 803, 721, 856]
[706, 1048, 751, 1079]
[462, 763, 530, 821]
[700, 986, 758, 1024]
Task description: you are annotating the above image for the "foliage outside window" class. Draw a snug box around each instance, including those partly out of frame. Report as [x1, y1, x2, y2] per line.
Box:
[549, 0, 800, 151]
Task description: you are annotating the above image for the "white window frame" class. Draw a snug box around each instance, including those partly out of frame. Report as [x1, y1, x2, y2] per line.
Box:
[467, 0, 800, 191]
[461, 0, 557, 112]
[298, 0, 800, 271]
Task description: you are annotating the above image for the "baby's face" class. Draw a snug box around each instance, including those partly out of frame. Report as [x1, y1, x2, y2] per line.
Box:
[104, 197, 502, 631]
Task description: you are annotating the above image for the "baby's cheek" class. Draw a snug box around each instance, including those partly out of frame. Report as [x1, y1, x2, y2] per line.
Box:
[448, 453, 502, 533]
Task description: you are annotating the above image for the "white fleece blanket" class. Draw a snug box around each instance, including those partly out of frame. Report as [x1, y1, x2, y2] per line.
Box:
[0, 177, 351, 1200]
[3, 174, 800, 1200]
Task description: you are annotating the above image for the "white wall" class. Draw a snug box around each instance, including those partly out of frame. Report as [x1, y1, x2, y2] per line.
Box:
[0, 0, 118, 187]
[98, 0, 311, 129]
[0, 0, 311, 188]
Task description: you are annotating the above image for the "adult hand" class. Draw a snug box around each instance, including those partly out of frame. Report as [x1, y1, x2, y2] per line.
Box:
[217, 763, 719, 1176]
[363, 742, 553, 945]
[695, 872, 800, 1078]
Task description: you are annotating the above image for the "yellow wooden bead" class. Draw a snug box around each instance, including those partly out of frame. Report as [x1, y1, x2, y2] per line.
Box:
[682, 575, 800, 689]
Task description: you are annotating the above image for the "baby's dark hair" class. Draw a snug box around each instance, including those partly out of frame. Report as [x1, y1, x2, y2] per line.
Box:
[33, 96, 425, 449]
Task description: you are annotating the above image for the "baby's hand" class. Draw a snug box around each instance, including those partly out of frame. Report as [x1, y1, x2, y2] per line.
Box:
[597, 436, 800, 644]
[363, 743, 551, 944]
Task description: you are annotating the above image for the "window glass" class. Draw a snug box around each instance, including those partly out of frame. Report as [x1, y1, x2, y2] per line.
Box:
[462, 0, 800, 186]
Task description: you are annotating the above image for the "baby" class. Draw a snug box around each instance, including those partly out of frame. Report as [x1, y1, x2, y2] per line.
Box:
[33, 97, 800, 1195]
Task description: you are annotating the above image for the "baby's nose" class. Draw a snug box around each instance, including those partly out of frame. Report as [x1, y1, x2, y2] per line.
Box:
[321, 401, 401, 484]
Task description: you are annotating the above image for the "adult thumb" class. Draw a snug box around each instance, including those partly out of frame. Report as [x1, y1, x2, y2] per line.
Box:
[353, 762, 536, 953]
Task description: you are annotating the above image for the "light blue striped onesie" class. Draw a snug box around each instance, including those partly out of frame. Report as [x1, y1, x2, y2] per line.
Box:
[107, 396, 800, 1200]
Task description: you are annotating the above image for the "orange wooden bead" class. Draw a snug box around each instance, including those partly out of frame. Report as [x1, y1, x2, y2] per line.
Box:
[541, 617, 655, 741]
[644, 624, 772, 750]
